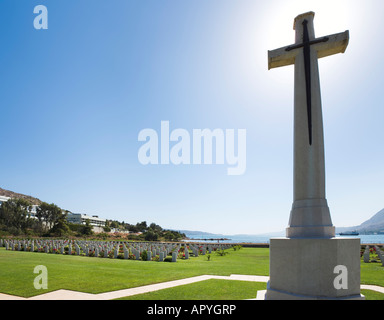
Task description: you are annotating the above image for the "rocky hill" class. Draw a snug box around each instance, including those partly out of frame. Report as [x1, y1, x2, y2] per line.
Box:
[0, 187, 42, 206]
[356, 208, 384, 232]
[336, 208, 384, 234]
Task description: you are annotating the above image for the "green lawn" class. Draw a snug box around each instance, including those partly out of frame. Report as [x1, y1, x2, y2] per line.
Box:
[117, 280, 384, 300]
[0, 246, 383, 300]
[360, 260, 384, 287]
[0, 247, 269, 298]
[116, 279, 267, 300]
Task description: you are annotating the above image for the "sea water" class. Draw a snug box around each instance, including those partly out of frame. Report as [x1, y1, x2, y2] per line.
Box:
[184, 233, 384, 244]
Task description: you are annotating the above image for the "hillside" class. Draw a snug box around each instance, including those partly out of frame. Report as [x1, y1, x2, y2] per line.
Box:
[356, 208, 384, 232]
[0, 187, 42, 206]
[336, 208, 384, 234]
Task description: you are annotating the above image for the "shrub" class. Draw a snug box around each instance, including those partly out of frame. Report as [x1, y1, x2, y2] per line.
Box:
[216, 249, 229, 256]
[153, 255, 160, 262]
[141, 250, 148, 261]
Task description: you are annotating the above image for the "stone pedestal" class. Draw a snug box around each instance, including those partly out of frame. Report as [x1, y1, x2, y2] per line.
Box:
[264, 237, 364, 300]
[287, 199, 335, 238]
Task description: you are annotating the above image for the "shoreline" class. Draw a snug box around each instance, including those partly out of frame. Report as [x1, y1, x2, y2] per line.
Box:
[183, 242, 384, 248]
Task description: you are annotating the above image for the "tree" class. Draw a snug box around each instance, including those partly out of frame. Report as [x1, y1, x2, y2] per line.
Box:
[49, 215, 70, 236]
[164, 230, 184, 241]
[35, 202, 65, 232]
[82, 219, 93, 236]
[136, 221, 148, 232]
[109, 220, 119, 228]
[145, 230, 158, 241]
[149, 222, 162, 233]
[164, 231, 175, 241]
[0, 198, 33, 234]
[126, 224, 139, 233]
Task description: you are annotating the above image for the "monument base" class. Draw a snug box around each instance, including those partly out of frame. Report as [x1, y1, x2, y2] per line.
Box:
[264, 237, 365, 300]
[287, 199, 335, 238]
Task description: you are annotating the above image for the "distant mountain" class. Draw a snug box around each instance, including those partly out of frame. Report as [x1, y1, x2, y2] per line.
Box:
[179, 209, 384, 238]
[177, 230, 226, 238]
[359, 208, 384, 230]
[0, 187, 42, 206]
[176, 229, 285, 239]
[336, 208, 384, 234]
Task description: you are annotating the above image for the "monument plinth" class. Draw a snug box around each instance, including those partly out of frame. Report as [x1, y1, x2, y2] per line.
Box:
[262, 12, 364, 300]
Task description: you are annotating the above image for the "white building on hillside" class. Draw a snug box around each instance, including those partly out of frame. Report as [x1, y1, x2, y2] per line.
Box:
[66, 213, 106, 227]
[0, 195, 10, 206]
[0, 196, 38, 215]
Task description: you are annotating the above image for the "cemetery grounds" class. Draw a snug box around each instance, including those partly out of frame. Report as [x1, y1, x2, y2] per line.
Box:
[0, 240, 383, 300]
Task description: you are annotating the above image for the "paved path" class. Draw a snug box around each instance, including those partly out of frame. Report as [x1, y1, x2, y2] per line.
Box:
[0, 274, 268, 300]
[0, 274, 382, 300]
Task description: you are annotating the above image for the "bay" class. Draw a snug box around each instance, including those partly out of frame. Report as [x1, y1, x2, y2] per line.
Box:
[183, 232, 384, 244]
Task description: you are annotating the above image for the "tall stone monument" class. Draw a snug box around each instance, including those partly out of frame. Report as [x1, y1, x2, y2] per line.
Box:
[263, 12, 364, 300]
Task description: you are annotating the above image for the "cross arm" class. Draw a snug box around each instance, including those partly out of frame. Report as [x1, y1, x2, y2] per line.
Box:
[268, 30, 349, 70]
[268, 45, 297, 70]
[315, 30, 349, 59]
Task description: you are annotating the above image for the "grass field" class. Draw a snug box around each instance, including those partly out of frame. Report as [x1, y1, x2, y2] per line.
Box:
[0, 246, 382, 300]
[116, 279, 267, 300]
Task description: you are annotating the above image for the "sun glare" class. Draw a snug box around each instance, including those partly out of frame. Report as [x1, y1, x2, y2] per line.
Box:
[261, 0, 365, 49]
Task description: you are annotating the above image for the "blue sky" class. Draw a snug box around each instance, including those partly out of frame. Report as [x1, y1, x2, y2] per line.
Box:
[0, 0, 383, 235]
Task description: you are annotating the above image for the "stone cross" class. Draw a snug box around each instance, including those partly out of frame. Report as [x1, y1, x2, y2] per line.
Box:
[268, 11, 349, 238]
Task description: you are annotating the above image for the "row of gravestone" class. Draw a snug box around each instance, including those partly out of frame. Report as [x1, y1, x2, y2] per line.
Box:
[0, 239, 232, 262]
[363, 245, 384, 265]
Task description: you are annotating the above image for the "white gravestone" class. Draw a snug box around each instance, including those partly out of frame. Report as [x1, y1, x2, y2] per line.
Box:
[363, 246, 370, 263]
